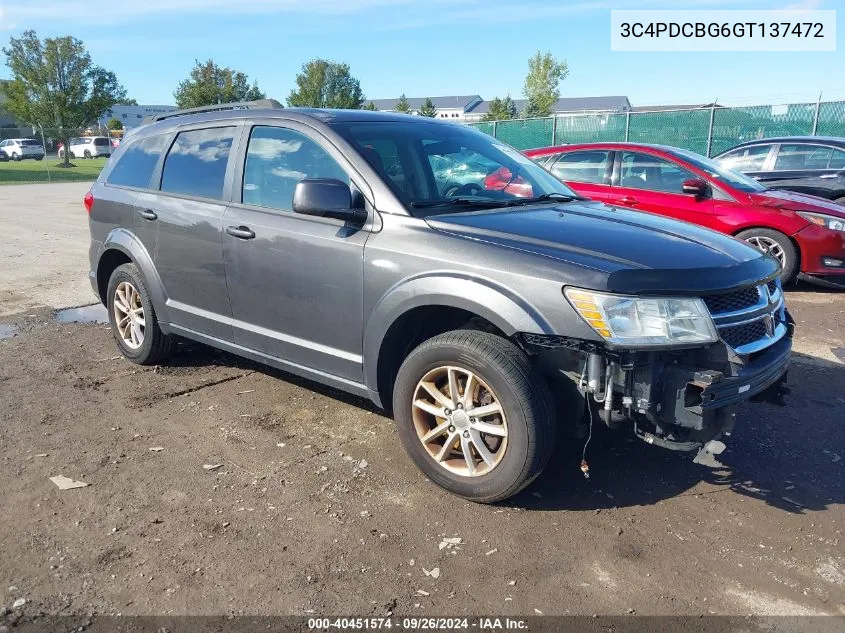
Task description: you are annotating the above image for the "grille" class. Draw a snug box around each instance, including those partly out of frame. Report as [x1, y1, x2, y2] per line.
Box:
[719, 319, 769, 349]
[702, 286, 761, 315]
[767, 280, 779, 295]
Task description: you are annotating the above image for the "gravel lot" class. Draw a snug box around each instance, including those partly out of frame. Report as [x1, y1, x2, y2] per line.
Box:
[0, 183, 843, 621]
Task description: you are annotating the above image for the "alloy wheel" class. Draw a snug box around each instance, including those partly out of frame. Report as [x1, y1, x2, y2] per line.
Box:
[744, 235, 786, 268]
[412, 365, 508, 477]
[113, 281, 145, 349]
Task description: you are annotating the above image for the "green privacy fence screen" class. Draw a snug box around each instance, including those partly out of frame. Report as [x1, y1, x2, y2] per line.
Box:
[470, 100, 845, 157]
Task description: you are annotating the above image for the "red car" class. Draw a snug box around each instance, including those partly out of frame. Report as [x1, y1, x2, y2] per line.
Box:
[525, 143, 845, 287]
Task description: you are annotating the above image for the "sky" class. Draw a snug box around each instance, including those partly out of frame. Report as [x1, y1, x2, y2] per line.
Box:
[0, 0, 843, 108]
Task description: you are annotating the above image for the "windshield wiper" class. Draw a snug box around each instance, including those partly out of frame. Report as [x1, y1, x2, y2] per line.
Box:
[503, 192, 588, 206]
[411, 198, 510, 209]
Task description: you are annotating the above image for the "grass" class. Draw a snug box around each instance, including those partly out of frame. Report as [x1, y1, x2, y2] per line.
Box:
[0, 156, 107, 185]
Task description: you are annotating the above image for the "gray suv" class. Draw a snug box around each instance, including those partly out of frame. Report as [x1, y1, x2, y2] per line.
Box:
[87, 100, 792, 502]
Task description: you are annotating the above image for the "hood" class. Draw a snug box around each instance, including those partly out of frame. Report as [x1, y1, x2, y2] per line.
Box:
[749, 189, 845, 216]
[426, 201, 780, 295]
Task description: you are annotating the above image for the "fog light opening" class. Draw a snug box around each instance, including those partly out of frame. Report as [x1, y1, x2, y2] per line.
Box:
[684, 383, 704, 408]
[822, 256, 844, 268]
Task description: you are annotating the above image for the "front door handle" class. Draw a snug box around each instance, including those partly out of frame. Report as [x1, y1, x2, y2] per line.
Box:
[819, 173, 837, 179]
[226, 225, 256, 240]
[617, 196, 639, 205]
[138, 209, 157, 220]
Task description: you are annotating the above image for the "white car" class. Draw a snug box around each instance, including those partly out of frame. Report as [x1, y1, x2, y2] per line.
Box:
[58, 136, 113, 159]
[0, 138, 46, 161]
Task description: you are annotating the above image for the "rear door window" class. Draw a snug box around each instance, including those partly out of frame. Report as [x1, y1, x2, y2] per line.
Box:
[94, 138, 110, 147]
[160, 127, 235, 200]
[718, 145, 771, 171]
[106, 134, 170, 189]
[549, 150, 611, 184]
[829, 148, 845, 169]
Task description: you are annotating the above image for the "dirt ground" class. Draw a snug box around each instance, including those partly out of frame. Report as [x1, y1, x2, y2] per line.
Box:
[1, 184, 844, 622]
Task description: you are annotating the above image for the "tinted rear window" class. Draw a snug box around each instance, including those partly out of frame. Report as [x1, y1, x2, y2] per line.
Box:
[94, 138, 110, 146]
[106, 134, 169, 189]
[160, 127, 235, 200]
[21, 140, 41, 146]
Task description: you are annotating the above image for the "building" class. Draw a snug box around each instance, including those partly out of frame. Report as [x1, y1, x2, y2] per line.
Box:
[464, 95, 632, 122]
[98, 104, 178, 129]
[368, 95, 483, 121]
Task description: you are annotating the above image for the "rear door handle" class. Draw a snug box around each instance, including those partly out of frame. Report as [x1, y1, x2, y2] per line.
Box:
[617, 196, 639, 205]
[226, 225, 256, 240]
[819, 173, 838, 179]
[138, 209, 157, 220]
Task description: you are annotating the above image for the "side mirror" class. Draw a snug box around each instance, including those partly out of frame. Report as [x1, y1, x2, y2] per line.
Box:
[293, 178, 366, 223]
[682, 178, 708, 197]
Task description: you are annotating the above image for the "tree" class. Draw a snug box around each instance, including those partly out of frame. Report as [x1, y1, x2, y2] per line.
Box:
[106, 117, 123, 131]
[522, 51, 569, 118]
[174, 59, 265, 109]
[362, 101, 377, 111]
[394, 94, 412, 114]
[287, 59, 364, 109]
[2, 30, 126, 167]
[482, 95, 518, 122]
[418, 97, 437, 117]
[116, 97, 137, 106]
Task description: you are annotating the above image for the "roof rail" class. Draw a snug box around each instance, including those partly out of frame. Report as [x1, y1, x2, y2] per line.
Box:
[146, 98, 284, 123]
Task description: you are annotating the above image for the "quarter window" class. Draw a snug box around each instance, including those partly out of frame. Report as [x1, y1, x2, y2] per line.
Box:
[160, 127, 235, 200]
[550, 151, 611, 184]
[774, 144, 833, 171]
[242, 126, 348, 212]
[619, 151, 696, 194]
[718, 145, 771, 171]
[106, 134, 169, 189]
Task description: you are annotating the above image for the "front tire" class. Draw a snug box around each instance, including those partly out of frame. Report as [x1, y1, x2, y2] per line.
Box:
[393, 330, 555, 503]
[106, 263, 176, 365]
[736, 228, 799, 284]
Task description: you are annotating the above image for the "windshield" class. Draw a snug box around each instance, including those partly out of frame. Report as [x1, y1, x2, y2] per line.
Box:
[670, 148, 767, 194]
[330, 121, 577, 215]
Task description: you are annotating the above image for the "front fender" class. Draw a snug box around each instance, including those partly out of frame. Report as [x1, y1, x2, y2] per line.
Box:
[100, 229, 171, 326]
[362, 272, 554, 391]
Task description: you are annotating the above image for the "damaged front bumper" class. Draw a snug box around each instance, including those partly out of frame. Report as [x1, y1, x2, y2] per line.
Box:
[521, 314, 793, 456]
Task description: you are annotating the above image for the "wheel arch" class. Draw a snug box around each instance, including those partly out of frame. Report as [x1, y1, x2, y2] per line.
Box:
[97, 229, 170, 324]
[363, 274, 553, 409]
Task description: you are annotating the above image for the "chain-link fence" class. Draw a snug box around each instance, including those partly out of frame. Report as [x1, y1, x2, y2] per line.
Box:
[470, 99, 845, 157]
[0, 126, 118, 185]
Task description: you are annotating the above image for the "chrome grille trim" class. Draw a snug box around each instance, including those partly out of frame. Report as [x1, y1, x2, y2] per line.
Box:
[704, 281, 785, 354]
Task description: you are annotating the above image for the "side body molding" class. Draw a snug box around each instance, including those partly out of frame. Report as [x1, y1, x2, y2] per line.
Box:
[99, 228, 172, 329]
[362, 272, 554, 392]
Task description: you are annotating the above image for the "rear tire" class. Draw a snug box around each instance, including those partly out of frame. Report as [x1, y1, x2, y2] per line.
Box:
[106, 263, 176, 365]
[84, 150, 91, 159]
[736, 228, 799, 284]
[393, 330, 555, 503]
[11, 152, 19, 161]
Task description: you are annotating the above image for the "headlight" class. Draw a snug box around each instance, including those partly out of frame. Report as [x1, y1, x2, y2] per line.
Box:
[797, 211, 845, 232]
[564, 288, 718, 347]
